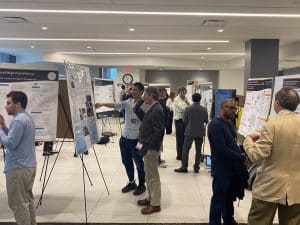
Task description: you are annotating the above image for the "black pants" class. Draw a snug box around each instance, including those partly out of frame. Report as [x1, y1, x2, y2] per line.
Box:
[43, 141, 53, 152]
[166, 111, 173, 134]
[181, 136, 203, 170]
[175, 119, 185, 159]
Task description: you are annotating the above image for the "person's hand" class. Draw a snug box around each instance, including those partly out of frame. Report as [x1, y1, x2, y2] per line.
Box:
[247, 130, 260, 142]
[0, 114, 6, 129]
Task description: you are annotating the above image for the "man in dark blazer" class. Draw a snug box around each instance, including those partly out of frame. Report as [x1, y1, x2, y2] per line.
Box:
[175, 93, 208, 173]
[136, 87, 165, 215]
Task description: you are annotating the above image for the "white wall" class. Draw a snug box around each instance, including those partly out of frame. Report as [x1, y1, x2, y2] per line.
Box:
[218, 69, 244, 95]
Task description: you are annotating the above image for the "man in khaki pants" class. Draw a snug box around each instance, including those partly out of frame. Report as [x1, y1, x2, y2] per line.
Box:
[135, 87, 165, 215]
[0, 91, 36, 225]
[244, 87, 300, 225]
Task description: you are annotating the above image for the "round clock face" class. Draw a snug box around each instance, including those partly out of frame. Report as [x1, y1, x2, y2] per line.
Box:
[122, 73, 133, 84]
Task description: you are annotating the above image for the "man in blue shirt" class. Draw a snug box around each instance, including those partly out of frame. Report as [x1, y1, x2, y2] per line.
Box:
[0, 91, 36, 225]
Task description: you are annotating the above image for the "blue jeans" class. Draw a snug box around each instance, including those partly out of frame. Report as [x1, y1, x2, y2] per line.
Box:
[119, 136, 145, 186]
[209, 176, 235, 225]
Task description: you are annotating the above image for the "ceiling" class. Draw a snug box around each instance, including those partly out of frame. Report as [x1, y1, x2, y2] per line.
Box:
[1, 0, 300, 70]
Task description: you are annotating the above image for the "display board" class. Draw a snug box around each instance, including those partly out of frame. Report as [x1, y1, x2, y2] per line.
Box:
[0, 68, 58, 141]
[238, 78, 273, 136]
[94, 78, 115, 112]
[270, 74, 300, 116]
[186, 80, 196, 103]
[199, 82, 213, 118]
[214, 89, 236, 118]
[65, 62, 100, 155]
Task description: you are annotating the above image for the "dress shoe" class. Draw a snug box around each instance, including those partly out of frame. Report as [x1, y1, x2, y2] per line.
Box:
[224, 219, 239, 225]
[176, 156, 182, 160]
[174, 167, 188, 173]
[133, 185, 146, 195]
[194, 167, 199, 173]
[141, 205, 161, 215]
[137, 198, 150, 206]
[121, 182, 137, 193]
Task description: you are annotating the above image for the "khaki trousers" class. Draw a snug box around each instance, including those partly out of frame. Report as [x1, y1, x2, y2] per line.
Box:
[6, 168, 36, 225]
[144, 150, 161, 206]
[248, 198, 300, 225]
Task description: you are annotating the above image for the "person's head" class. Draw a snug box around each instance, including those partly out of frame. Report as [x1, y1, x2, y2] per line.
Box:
[132, 82, 144, 99]
[220, 99, 237, 121]
[158, 88, 167, 99]
[192, 93, 202, 103]
[177, 87, 187, 100]
[274, 87, 300, 113]
[143, 87, 159, 105]
[5, 91, 28, 116]
[169, 91, 176, 100]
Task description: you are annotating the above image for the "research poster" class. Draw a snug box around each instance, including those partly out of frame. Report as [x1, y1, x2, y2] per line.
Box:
[65, 62, 100, 155]
[199, 82, 213, 118]
[238, 78, 273, 136]
[270, 74, 300, 116]
[94, 79, 114, 112]
[0, 68, 58, 141]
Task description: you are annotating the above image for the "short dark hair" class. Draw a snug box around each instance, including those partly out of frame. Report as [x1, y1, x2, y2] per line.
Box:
[275, 87, 300, 111]
[145, 87, 159, 100]
[133, 82, 144, 92]
[177, 87, 187, 93]
[7, 91, 28, 109]
[221, 99, 235, 108]
[192, 93, 202, 102]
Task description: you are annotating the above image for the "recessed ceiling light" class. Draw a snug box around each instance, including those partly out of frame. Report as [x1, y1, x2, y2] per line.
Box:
[200, 56, 205, 59]
[207, 47, 212, 50]
[218, 29, 224, 32]
[86, 46, 92, 49]
[146, 46, 151, 50]
[41, 26, 48, 30]
[56, 52, 244, 56]
[30, 45, 35, 48]
[129, 28, 135, 32]
[199, 68, 203, 70]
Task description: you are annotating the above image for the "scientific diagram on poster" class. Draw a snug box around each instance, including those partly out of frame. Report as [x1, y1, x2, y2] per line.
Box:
[65, 62, 100, 155]
[199, 82, 213, 118]
[93, 79, 115, 112]
[238, 78, 273, 136]
[0, 69, 58, 141]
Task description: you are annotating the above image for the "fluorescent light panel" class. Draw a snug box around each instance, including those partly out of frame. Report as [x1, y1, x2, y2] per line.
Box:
[1, 9, 300, 18]
[0, 38, 229, 43]
[56, 52, 244, 56]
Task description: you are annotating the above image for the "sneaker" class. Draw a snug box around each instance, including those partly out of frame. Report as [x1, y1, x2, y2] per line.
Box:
[121, 182, 137, 193]
[174, 167, 188, 173]
[133, 185, 146, 195]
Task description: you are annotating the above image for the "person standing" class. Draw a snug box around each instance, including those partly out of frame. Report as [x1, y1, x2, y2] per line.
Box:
[166, 91, 175, 134]
[0, 91, 37, 225]
[207, 99, 248, 225]
[136, 87, 165, 215]
[174, 93, 208, 173]
[243, 87, 300, 225]
[173, 87, 189, 160]
[95, 82, 147, 195]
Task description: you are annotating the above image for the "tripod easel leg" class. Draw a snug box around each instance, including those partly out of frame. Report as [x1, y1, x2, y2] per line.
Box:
[80, 154, 88, 225]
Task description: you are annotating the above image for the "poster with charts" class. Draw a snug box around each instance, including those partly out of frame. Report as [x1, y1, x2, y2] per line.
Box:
[93, 78, 115, 113]
[238, 78, 273, 136]
[199, 82, 213, 119]
[0, 68, 58, 141]
[65, 62, 100, 155]
[270, 74, 300, 116]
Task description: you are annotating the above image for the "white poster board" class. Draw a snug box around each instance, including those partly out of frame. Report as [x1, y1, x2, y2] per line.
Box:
[0, 68, 58, 141]
[94, 78, 115, 112]
[199, 82, 213, 118]
[270, 74, 300, 116]
[65, 62, 100, 155]
[238, 78, 273, 136]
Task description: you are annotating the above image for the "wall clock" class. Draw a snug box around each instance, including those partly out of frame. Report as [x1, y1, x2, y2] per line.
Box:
[122, 73, 133, 84]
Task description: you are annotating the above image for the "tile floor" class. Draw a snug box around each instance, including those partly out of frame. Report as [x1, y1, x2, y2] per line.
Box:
[0, 120, 277, 224]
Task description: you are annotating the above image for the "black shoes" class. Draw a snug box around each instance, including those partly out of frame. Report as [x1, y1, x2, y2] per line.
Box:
[133, 185, 146, 195]
[42, 151, 58, 156]
[121, 182, 137, 193]
[174, 167, 188, 173]
[176, 156, 182, 160]
[97, 136, 110, 145]
[224, 220, 239, 225]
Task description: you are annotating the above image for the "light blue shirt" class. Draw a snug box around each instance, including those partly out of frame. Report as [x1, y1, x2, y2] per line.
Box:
[0, 110, 36, 173]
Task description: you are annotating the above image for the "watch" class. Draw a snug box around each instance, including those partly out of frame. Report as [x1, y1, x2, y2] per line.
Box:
[122, 73, 133, 84]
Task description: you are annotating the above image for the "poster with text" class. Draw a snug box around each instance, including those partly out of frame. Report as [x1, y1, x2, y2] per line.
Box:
[270, 74, 300, 116]
[94, 79, 115, 112]
[65, 62, 99, 155]
[238, 78, 273, 136]
[0, 68, 58, 141]
[199, 82, 213, 118]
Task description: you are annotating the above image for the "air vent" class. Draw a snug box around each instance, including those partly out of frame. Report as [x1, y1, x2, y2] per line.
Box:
[2, 16, 29, 23]
[202, 20, 225, 27]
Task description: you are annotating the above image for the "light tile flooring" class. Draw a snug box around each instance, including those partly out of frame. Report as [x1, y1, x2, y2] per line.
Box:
[0, 123, 272, 224]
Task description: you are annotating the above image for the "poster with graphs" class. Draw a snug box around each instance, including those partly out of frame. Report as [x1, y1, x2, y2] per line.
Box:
[65, 62, 99, 155]
[238, 78, 273, 136]
[199, 82, 213, 118]
[0, 68, 58, 141]
[94, 78, 115, 112]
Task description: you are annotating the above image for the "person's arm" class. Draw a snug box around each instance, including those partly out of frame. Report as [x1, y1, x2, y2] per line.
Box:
[0, 114, 9, 134]
[0, 119, 25, 150]
[134, 99, 145, 121]
[243, 124, 273, 163]
[148, 109, 165, 150]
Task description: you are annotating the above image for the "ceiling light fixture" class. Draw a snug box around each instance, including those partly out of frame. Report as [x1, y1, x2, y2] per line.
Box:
[0, 38, 229, 43]
[30, 45, 35, 48]
[41, 26, 48, 30]
[146, 46, 151, 50]
[129, 28, 135, 32]
[1, 9, 300, 18]
[218, 29, 224, 32]
[86, 46, 92, 49]
[56, 52, 244, 56]
[200, 56, 205, 59]
[207, 47, 212, 50]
